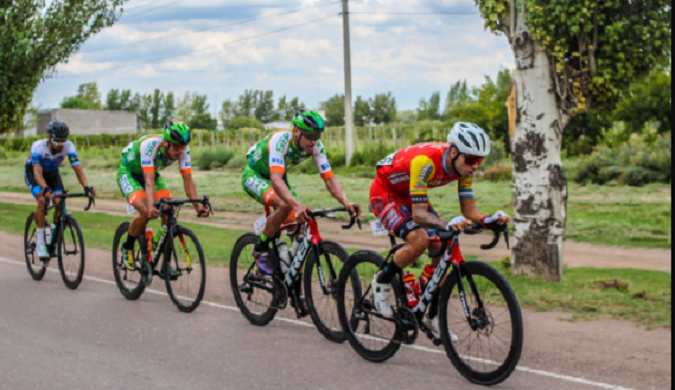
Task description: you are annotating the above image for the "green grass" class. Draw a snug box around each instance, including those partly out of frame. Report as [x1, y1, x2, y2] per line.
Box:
[494, 260, 672, 328]
[1, 201, 669, 327]
[1, 148, 671, 249]
[0, 202, 245, 267]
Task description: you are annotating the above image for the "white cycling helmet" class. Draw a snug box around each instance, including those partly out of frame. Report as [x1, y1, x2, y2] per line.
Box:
[447, 122, 491, 157]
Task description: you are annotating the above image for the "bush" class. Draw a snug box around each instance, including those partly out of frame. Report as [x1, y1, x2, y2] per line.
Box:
[574, 133, 671, 186]
[482, 164, 512, 181]
[226, 154, 247, 169]
[0, 147, 7, 160]
[229, 116, 264, 130]
[197, 147, 235, 171]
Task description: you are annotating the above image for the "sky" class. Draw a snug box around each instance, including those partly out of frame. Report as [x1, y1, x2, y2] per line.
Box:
[33, 0, 515, 114]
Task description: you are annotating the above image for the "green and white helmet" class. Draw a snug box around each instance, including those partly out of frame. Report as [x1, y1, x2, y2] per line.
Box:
[164, 121, 191, 146]
[292, 110, 325, 134]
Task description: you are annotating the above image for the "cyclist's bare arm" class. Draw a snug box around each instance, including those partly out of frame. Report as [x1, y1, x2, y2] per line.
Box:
[182, 172, 208, 216]
[412, 203, 449, 231]
[324, 176, 361, 217]
[32, 166, 49, 194]
[72, 165, 90, 189]
[459, 197, 486, 223]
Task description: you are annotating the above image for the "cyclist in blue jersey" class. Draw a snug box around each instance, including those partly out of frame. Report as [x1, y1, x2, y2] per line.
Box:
[24, 120, 95, 259]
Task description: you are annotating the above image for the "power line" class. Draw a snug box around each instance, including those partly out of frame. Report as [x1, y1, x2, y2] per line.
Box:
[349, 11, 478, 15]
[121, 0, 188, 21]
[123, 0, 168, 13]
[60, 14, 339, 78]
[82, 1, 341, 53]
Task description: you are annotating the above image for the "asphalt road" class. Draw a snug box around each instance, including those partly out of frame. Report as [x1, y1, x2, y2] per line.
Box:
[0, 257, 665, 390]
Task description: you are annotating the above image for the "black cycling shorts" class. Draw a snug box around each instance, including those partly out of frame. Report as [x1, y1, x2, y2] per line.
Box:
[24, 165, 64, 198]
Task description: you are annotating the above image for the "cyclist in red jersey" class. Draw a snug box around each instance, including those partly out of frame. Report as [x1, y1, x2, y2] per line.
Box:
[369, 123, 511, 336]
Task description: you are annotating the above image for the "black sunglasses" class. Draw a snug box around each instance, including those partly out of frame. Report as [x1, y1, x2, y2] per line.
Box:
[301, 131, 322, 142]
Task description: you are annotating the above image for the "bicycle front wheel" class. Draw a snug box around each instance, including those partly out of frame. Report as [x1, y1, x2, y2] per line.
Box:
[164, 226, 206, 313]
[57, 216, 85, 290]
[438, 261, 523, 386]
[24, 213, 47, 281]
[304, 240, 352, 343]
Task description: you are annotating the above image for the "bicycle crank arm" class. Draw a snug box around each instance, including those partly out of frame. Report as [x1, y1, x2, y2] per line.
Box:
[243, 279, 274, 293]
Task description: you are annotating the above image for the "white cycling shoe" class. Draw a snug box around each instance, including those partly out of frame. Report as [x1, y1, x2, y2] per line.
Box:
[423, 315, 459, 344]
[371, 272, 394, 319]
[37, 244, 50, 259]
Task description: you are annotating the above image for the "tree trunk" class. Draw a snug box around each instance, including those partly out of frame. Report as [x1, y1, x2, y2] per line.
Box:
[510, 16, 570, 282]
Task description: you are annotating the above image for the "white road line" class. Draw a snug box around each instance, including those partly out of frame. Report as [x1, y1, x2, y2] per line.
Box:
[0, 257, 637, 390]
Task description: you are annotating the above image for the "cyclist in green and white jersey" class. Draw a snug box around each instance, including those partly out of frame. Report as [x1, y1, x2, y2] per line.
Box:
[242, 110, 361, 307]
[117, 121, 211, 271]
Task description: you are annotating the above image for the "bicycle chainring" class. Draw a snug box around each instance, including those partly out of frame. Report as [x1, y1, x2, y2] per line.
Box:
[271, 276, 288, 310]
[395, 307, 419, 345]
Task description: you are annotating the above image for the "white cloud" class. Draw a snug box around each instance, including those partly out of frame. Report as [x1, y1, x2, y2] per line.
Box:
[33, 0, 514, 111]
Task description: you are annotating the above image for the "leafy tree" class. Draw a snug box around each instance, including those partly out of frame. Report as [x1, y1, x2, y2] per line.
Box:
[417, 92, 441, 121]
[188, 113, 217, 130]
[192, 94, 210, 116]
[150, 89, 164, 129]
[235, 90, 257, 118]
[321, 94, 345, 126]
[229, 116, 263, 130]
[106, 89, 121, 110]
[476, 0, 671, 281]
[287, 97, 304, 118]
[161, 91, 175, 124]
[138, 94, 152, 130]
[120, 90, 133, 111]
[60, 82, 102, 110]
[219, 99, 236, 128]
[255, 90, 275, 123]
[613, 68, 672, 135]
[354, 96, 371, 126]
[370, 93, 397, 125]
[0, 0, 128, 133]
[397, 110, 417, 124]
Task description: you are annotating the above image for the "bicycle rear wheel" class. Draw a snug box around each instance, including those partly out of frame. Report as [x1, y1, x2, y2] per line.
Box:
[438, 261, 523, 386]
[229, 233, 277, 326]
[112, 222, 147, 301]
[164, 226, 206, 313]
[337, 250, 403, 363]
[24, 213, 47, 281]
[304, 240, 353, 343]
[57, 216, 85, 290]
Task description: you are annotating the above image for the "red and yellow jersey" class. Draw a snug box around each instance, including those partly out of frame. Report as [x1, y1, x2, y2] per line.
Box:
[375, 143, 474, 204]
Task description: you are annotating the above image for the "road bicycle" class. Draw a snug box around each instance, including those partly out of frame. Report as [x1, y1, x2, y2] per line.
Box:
[24, 192, 95, 290]
[336, 223, 523, 386]
[230, 206, 361, 342]
[112, 196, 212, 313]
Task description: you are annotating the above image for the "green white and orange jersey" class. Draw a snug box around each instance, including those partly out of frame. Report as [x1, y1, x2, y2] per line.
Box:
[246, 130, 333, 180]
[375, 143, 474, 204]
[120, 134, 192, 176]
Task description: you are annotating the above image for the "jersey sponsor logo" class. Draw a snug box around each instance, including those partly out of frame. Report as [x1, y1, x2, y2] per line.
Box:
[370, 197, 384, 215]
[412, 196, 429, 204]
[276, 134, 290, 152]
[264, 189, 276, 203]
[387, 172, 410, 185]
[272, 157, 284, 165]
[119, 174, 134, 196]
[184, 161, 191, 167]
[145, 141, 158, 156]
[254, 150, 263, 162]
[244, 177, 268, 197]
[127, 152, 136, 162]
[320, 162, 331, 171]
[418, 162, 433, 182]
[142, 160, 152, 165]
[377, 152, 398, 167]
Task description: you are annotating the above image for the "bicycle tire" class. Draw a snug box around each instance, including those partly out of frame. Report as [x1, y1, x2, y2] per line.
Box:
[304, 240, 353, 343]
[438, 261, 524, 386]
[229, 233, 277, 326]
[57, 215, 85, 290]
[112, 222, 146, 301]
[24, 213, 48, 281]
[164, 226, 206, 313]
[337, 250, 404, 363]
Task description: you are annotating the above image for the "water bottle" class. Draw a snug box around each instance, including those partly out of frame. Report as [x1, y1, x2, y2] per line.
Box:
[403, 272, 420, 308]
[44, 226, 52, 245]
[145, 228, 154, 259]
[415, 264, 436, 296]
[289, 236, 302, 258]
[278, 242, 291, 273]
[153, 226, 165, 250]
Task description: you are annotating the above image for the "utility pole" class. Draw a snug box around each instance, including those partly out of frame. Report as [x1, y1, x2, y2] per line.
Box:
[342, 0, 355, 165]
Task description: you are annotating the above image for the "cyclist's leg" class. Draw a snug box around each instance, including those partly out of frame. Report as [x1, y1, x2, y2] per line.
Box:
[50, 171, 65, 223]
[25, 165, 47, 229]
[153, 174, 172, 227]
